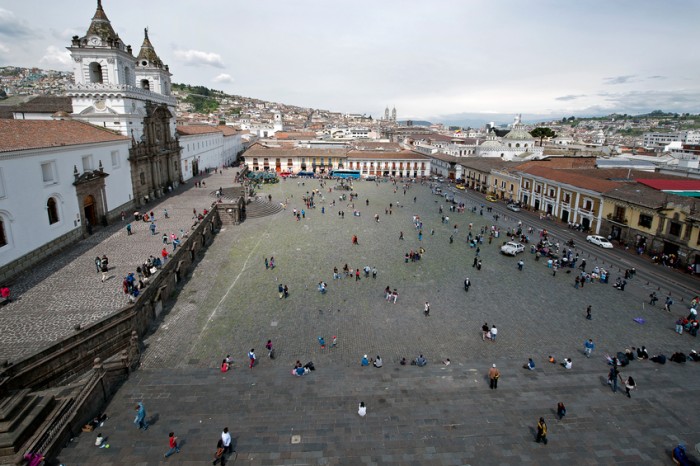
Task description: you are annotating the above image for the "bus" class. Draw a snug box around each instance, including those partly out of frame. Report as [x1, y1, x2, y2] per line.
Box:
[331, 169, 361, 179]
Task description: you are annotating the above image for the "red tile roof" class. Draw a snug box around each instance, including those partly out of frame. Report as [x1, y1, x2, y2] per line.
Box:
[176, 125, 222, 136]
[0, 119, 129, 153]
[637, 179, 700, 191]
[519, 166, 619, 193]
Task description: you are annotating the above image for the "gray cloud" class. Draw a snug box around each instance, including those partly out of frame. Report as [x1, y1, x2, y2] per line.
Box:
[0, 8, 34, 37]
[555, 94, 586, 101]
[603, 75, 636, 85]
[647, 75, 666, 80]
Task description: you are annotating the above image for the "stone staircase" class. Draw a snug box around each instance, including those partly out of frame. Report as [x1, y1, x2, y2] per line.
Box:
[244, 198, 284, 219]
[0, 389, 55, 460]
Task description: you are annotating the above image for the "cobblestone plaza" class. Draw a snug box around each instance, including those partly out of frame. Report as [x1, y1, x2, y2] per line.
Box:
[4, 172, 699, 464]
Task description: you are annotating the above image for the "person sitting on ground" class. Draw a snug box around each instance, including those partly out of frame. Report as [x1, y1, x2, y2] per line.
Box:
[670, 352, 687, 363]
[561, 358, 572, 369]
[650, 353, 667, 364]
[373, 355, 383, 368]
[361, 355, 369, 367]
[625, 348, 635, 362]
[400, 357, 407, 366]
[673, 443, 692, 466]
[548, 355, 556, 364]
[523, 358, 535, 370]
[442, 358, 451, 366]
[689, 350, 700, 362]
[637, 346, 649, 360]
[414, 354, 427, 367]
[95, 433, 107, 448]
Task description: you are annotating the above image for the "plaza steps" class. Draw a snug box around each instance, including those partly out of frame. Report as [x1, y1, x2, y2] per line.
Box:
[244, 198, 284, 219]
[0, 390, 55, 458]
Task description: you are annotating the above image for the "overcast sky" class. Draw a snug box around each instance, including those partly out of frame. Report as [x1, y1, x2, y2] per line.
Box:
[1, 0, 699, 124]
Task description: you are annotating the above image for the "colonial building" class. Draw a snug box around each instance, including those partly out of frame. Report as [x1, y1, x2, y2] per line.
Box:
[177, 124, 243, 180]
[602, 181, 700, 267]
[66, 1, 181, 205]
[517, 167, 618, 233]
[0, 119, 131, 280]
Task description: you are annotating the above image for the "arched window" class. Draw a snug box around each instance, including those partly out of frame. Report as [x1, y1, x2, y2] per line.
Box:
[47, 197, 59, 224]
[141, 79, 150, 90]
[0, 218, 7, 247]
[140, 172, 146, 185]
[89, 62, 103, 84]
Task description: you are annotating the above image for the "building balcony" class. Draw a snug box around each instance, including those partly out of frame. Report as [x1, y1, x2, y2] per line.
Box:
[606, 214, 628, 225]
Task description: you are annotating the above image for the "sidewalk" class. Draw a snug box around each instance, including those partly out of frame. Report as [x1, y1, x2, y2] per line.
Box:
[0, 170, 233, 363]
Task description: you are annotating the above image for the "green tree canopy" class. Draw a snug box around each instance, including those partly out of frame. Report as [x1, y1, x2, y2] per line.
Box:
[530, 127, 557, 146]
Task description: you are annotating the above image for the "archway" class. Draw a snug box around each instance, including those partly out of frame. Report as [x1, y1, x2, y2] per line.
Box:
[83, 195, 97, 226]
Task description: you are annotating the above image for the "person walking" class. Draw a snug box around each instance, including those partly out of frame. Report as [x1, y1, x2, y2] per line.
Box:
[100, 257, 109, 283]
[535, 418, 548, 444]
[150, 222, 156, 235]
[134, 402, 148, 430]
[126, 223, 132, 235]
[265, 257, 269, 269]
[490, 325, 498, 342]
[584, 339, 595, 358]
[248, 349, 256, 368]
[464, 277, 471, 292]
[424, 302, 430, 317]
[608, 365, 620, 393]
[481, 322, 489, 341]
[649, 292, 658, 305]
[265, 339, 274, 358]
[164, 431, 180, 458]
[624, 376, 636, 398]
[556, 402, 566, 420]
[221, 427, 233, 454]
[665, 296, 673, 312]
[586, 305, 592, 320]
[488, 364, 500, 389]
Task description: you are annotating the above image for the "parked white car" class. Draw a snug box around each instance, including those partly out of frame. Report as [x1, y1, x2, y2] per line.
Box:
[586, 235, 613, 248]
[506, 204, 520, 212]
[500, 242, 525, 256]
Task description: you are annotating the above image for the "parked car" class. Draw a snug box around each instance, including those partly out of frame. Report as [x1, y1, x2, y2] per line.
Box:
[486, 195, 498, 202]
[500, 242, 525, 256]
[586, 235, 613, 248]
[506, 204, 520, 212]
[445, 194, 455, 203]
[365, 175, 376, 181]
[455, 184, 465, 190]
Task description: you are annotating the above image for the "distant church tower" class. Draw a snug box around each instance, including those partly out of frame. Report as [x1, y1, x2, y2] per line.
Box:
[384, 106, 390, 121]
[391, 106, 397, 122]
[66, 0, 181, 205]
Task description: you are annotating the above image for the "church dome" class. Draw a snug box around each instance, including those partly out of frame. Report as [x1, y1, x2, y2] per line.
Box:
[503, 125, 534, 141]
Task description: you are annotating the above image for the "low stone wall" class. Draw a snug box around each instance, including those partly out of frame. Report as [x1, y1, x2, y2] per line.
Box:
[217, 198, 245, 225]
[0, 209, 221, 395]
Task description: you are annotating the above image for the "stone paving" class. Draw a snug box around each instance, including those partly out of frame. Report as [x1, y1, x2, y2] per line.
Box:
[42, 176, 700, 465]
[0, 170, 233, 363]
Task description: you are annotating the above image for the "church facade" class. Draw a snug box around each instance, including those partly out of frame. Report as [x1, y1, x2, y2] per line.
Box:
[66, 0, 181, 205]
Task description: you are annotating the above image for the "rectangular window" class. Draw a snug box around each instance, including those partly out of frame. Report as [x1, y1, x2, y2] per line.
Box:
[41, 161, 56, 184]
[82, 155, 93, 171]
[111, 151, 120, 168]
[0, 168, 5, 198]
[638, 214, 653, 228]
[669, 221, 681, 237]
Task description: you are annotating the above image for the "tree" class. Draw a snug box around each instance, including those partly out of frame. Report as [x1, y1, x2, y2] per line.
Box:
[530, 127, 557, 146]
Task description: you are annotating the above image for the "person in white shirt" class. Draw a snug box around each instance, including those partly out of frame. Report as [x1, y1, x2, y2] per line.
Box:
[490, 325, 498, 342]
[221, 427, 233, 454]
[358, 402, 367, 417]
[561, 358, 572, 369]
